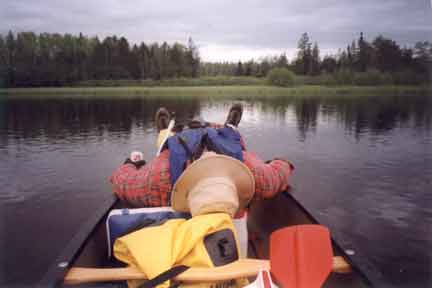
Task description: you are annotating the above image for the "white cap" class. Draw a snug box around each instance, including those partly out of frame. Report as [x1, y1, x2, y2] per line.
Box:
[130, 151, 144, 162]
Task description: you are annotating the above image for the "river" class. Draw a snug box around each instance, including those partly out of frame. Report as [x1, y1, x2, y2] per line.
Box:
[0, 93, 431, 287]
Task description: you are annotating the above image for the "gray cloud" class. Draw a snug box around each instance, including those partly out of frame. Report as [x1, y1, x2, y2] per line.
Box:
[1, 0, 431, 61]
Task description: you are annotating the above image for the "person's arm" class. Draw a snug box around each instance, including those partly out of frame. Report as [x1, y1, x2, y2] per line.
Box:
[109, 150, 172, 207]
[110, 162, 140, 202]
[242, 151, 294, 200]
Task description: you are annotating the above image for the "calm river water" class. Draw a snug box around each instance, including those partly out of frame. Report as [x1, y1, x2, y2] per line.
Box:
[0, 93, 431, 287]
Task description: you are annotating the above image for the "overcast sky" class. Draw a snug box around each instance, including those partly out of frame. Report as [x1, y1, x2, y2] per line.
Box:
[1, 0, 431, 62]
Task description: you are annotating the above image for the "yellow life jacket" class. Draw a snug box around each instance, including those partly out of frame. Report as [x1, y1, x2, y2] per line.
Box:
[114, 213, 247, 288]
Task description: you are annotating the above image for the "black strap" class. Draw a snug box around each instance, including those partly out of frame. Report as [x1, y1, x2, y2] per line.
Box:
[121, 218, 169, 238]
[178, 135, 194, 162]
[178, 134, 205, 163]
[138, 265, 190, 288]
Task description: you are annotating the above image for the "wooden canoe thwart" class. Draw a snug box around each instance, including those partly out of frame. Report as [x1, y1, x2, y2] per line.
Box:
[64, 257, 351, 285]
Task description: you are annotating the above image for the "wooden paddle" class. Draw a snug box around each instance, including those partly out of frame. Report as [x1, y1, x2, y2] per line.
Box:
[270, 225, 333, 288]
[156, 117, 175, 156]
[64, 225, 351, 286]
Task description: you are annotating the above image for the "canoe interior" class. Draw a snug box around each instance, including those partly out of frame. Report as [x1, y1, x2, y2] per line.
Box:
[51, 192, 371, 287]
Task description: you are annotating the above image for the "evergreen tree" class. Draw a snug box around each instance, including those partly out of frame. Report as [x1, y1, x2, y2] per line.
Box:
[130, 45, 142, 79]
[372, 35, 402, 72]
[351, 40, 358, 70]
[296, 32, 311, 75]
[160, 42, 170, 78]
[118, 37, 131, 78]
[347, 45, 353, 70]
[259, 59, 271, 77]
[276, 53, 289, 68]
[245, 60, 254, 76]
[321, 56, 337, 73]
[150, 43, 162, 80]
[170, 43, 185, 78]
[6, 31, 15, 85]
[358, 32, 369, 72]
[76, 33, 89, 81]
[138, 43, 150, 79]
[0, 35, 7, 87]
[311, 42, 320, 75]
[0, 31, 429, 87]
[235, 61, 244, 76]
[186, 37, 200, 77]
[413, 41, 432, 74]
[305, 42, 313, 75]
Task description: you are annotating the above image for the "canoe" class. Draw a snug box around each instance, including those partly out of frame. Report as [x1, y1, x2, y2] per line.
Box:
[39, 191, 372, 287]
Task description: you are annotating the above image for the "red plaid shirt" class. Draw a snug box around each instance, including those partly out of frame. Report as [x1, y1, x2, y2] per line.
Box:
[110, 150, 294, 207]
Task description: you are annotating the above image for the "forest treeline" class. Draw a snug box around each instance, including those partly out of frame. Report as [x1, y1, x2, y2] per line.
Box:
[0, 32, 200, 87]
[202, 33, 431, 85]
[0, 31, 431, 87]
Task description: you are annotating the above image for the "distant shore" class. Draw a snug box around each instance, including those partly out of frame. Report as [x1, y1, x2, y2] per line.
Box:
[1, 85, 431, 98]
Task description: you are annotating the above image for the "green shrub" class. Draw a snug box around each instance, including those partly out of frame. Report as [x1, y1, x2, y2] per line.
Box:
[0, 69, 6, 88]
[332, 69, 354, 85]
[381, 73, 394, 85]
[267, 68, 296, 87]
[392, 70, 424, 85]
[353, 69, 391, 86]
[77, 76, 266, 87]
[319, 73, 338, 86]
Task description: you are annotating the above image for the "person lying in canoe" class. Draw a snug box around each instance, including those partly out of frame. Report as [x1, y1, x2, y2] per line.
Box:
[110, 104, 294, 211]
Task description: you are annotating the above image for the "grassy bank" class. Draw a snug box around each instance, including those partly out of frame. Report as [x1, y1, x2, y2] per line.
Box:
[1, 85, 431, 98]
[76, 76, 266, 87]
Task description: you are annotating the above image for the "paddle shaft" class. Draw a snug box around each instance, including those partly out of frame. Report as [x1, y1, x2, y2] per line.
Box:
[156, 118, 175, 156]
[64, 256, 350, 285]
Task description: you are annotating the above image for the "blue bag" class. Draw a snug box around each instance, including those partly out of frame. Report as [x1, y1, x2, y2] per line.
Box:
[106, 207, 190, 258]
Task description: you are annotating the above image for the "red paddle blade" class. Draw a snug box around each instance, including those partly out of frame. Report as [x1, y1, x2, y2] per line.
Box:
[270, 225, 333, 288]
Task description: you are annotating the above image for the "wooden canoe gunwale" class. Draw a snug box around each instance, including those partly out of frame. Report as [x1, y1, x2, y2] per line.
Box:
[281, 192, 373, 287]
[38, 195, 119, 288]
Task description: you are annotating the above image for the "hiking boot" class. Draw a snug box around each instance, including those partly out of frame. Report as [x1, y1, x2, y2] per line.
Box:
[225, 103, 243, 127]
[155, 107, 171, 132]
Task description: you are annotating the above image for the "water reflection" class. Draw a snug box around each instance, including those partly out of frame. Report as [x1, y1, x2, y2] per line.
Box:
[0, 97, 203, 143]
[0, 93, 431, 287]
[247, 94, 432, 141]
[1, 95, 430, 144]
